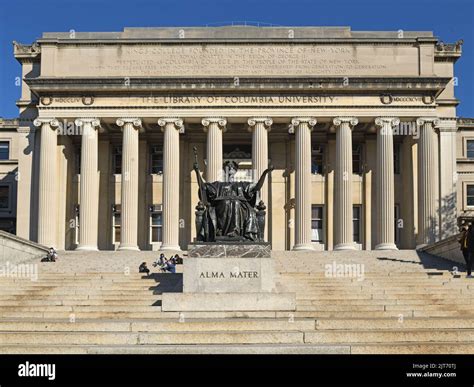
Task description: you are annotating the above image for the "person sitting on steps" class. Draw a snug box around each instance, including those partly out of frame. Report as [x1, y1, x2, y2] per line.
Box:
[153, 254, 166, 269]
[139, 262, 150, 276]
[163, 258, 176, 274]
[41, 247, 58, 262]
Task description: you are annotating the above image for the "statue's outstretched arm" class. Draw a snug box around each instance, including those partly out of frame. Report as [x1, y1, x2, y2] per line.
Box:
[254, 165, 274, 192]
[193, 162, 206, 190]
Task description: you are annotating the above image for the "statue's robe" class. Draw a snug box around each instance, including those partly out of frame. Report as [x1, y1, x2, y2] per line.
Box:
[198, 181, 259, 242]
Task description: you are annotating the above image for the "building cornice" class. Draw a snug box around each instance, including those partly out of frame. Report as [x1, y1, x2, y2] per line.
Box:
[36, 38, 435, 45]
[25, 76, 451, 95]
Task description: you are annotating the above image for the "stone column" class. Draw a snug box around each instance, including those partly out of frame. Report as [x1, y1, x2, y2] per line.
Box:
[158, 118, 184, 251]
[16, 124, 36, 240]
[33, 118, 60, 248]
[202, 117, 226, 182]
[416, 117, 439, 247]
[75, 118, 101, 251]
[333, 117, 358, 250]
[289, 117, 316, 250]
[375, 117, 400, 250]
[437, 118, 458, 239]
[116, 118, 141, 251]
[248, 117, 272, 204]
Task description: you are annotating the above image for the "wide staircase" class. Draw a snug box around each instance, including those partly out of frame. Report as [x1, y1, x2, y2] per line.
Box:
[0, 249, 473, 354]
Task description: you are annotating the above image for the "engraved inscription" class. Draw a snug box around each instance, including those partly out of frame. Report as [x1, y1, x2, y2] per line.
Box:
[53, 44, 419, 77]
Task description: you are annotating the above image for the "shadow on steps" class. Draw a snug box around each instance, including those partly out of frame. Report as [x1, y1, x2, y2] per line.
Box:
[377, 251, 461, 272]
[142, 273, 183, 295]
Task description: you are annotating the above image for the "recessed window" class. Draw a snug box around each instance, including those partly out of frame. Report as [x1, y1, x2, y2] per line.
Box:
[352, 144, 362, 174]
[467, 185, 474, 206]
[151, 210, 163, 242]
[150, 146, 163, 174]
[0, 218, 15, 233]
[75, 147, 81, 174]
[113, 211, 121, 243]
[311, 145, 324, 174]
[353, 206, 361, 243]
[467, 140, 474, 159]
[74, 205, 80, 244]
[395, 204, 400, 245]
[0, 142, 10, 160]
[113, 147, 122, 174]
[394, 143, 401, 174]
[311, 205, 324, 242]
[0, 186, 9, 209]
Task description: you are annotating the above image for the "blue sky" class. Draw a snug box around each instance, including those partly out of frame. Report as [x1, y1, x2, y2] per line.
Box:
[0, 0, 473, 118]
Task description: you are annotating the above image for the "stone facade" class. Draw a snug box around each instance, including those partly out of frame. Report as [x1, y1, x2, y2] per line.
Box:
[1, 26, 469, 251]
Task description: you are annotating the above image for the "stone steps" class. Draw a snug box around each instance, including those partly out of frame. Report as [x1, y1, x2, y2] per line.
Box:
[0, 318, 315, 332]
[2, 310, 472, 320]
[0, 331, 305, 345]
[1, 303, 468, 313]
[1, 329, 473, 346]
[2, 298, 472, 307]
[349, 343, 474, 354]
[304, 329, 474, 344]
[0, 249, 472, 353]
[299, 299, 473, 306]
[0, 311, 281, 319]
[316, 317, 474, 330]
[2, 342, 472, 354]
[0, 344, 350, 354]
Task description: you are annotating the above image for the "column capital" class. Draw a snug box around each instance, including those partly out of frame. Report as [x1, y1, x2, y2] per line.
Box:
[436, 117, 458, 132]
[116, 118, 142, 129]
[202, 117, 227, 132]
[158, 117, 184, 133]
[333, 117, 358, 128]
[416, 117, 439, 127]
[247, 117, 273, 131]
[375, 116, 400, 128]
[33, 118, 60, 130]
[289, 117, 317, 134]
[75, 118, 101, 129]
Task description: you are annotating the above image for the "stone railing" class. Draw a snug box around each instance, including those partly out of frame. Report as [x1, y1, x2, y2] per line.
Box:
[419, 234, 464, 265]
[0, 230, 49, 264]
[458, 118, 474, 128]
[434, 40, 463, 61]
[0, 118, 19, 128]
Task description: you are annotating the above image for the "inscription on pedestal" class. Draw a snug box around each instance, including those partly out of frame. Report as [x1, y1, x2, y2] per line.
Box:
[199, 271, 259, 279]
[184, 257, 275, 293]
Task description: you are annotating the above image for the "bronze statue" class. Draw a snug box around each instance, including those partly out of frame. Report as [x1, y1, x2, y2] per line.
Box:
[193, 147, 273, 242]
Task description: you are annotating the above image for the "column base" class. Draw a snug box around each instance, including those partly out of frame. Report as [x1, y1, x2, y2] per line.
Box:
[118, 244, 140, 252]
[160, 244, 182, 252]
[334, 243, 357, 251]
[292, 243, 315, 251]
[76, 245, 99, 252]
[375, 243, 398, 250]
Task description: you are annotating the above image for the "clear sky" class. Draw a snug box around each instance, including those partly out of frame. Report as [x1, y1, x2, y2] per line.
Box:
[0, 0, 473, 118]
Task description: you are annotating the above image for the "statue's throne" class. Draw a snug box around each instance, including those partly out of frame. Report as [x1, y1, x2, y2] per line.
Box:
[194, 199, 267, 242]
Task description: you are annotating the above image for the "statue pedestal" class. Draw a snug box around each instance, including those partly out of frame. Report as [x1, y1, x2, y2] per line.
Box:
[188, 242, 271, 258]
[161, 243, 296, 312]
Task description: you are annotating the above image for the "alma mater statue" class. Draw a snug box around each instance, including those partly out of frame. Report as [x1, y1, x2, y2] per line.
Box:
[193, 151, 273, 243]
